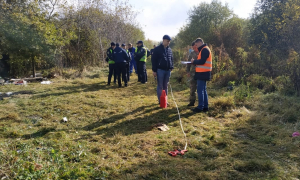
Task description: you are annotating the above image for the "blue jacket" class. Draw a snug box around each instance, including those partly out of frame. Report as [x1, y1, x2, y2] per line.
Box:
[113, 46, 129, 63]
[151, 44, 173, 72]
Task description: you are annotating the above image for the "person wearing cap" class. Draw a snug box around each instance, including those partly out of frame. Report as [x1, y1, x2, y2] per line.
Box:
[186, 41, 199, 106]
[191, 38, 212, 113]
[113, 43, 130, 87]
[151, 35, 174, 104]
[134, 40, 148, 84]
[128, 43, 137, 75]
[121, 43, 131, 82]
[106, 42, 116, 85]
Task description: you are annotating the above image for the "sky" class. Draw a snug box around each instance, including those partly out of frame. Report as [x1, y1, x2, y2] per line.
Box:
[129, 0, 257, 41]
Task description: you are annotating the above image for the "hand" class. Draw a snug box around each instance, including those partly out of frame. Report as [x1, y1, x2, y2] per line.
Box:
[153, 72, 157, 77]
[191, 58, 195, 63]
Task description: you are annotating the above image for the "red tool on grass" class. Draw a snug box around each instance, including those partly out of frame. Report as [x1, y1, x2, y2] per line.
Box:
[160, 90, 167, 108]
[168, 149, 188, 157]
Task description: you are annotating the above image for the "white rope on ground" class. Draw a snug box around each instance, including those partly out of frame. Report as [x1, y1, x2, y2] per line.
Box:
[169, 83, 188, 150]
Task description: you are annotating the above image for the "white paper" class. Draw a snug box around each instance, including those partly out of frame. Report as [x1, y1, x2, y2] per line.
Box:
[181, 61, 192, 64]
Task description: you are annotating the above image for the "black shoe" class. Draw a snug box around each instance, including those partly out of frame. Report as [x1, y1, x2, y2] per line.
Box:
[192, 108, 203, 113]
[107, 83, 110, 86]
[203, 108, 209, 112]
[187, 103, 195, 107]
[125, 84, 128, 87]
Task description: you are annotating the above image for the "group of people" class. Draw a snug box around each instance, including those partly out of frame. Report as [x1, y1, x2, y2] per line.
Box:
[106, 35, 212, 113]
[106, 41, 151, 87]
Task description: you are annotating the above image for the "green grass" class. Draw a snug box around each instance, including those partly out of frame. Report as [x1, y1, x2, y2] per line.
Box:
[1, 66, 300, 179]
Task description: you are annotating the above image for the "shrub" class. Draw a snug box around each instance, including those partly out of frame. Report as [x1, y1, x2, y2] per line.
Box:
[274, 75, 295, 96]
[234, 82, 251, 102]
[213, 70, 238, 87]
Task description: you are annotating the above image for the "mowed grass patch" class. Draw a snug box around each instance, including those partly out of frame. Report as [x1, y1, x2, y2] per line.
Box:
[0, 67, 300, 179]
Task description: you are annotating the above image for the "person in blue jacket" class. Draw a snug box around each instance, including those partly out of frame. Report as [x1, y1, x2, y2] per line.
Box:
[128, 43, 137, 75]
[151, 35, 174, 104]
[113, 43, 130, 87]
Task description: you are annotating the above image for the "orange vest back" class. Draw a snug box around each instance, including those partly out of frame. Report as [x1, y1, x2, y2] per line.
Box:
[195, 46, 212, 72]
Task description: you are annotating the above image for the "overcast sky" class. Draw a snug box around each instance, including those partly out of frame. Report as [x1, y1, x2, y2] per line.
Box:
[129, 0, 257, 41]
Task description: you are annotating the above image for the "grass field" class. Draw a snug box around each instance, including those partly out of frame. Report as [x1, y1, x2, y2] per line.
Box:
[1, 66, 300, 179]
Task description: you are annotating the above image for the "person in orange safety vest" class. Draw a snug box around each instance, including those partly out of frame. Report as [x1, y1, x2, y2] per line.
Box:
[191, 38, 212, 113]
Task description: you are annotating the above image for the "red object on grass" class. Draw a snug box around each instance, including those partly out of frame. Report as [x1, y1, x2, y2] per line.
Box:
[168, 149, 188, 157]
[160, 90, 167, 108]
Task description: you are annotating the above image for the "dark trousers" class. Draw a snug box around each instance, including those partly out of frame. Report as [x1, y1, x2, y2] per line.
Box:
[136, 60, 140, 82]
[115, 62, 127, 87]
[108, 64, 116, 85]
[138, 61, 147, 83]
[122, 63, 130, 82]
[126, 63, 130, 82]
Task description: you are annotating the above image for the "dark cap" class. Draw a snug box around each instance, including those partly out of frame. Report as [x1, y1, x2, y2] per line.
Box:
[136, 40, 143, 44]
[163, 35, 171, 41]
[116, 43, 120, 47]
[121, 44, 126, 47]
[111, 42, 116, 46]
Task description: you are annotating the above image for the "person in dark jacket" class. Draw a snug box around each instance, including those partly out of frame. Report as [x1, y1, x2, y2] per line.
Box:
[113, 43, 130, 87]
[106, 42, 116, 85]
[191, 38, 212, 113]
[121, 43, 131, 82]
[150, 45, 156, 55]
[134, 41, 148, 84]
[152, 35, 174, 104]
[128, 43, 137, 75]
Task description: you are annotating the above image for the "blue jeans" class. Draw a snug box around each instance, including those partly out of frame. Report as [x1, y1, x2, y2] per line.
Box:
[197, 80, 208, 110]
[157, 69, 171, 102]
[130, 59, 137, 74]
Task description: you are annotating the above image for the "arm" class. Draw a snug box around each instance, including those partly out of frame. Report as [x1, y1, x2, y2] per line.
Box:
[186, 52, 193, 72]
[151, 48, 158, 72]
[193, 48, 209, 65]
[135, 48, 146, 59]
[123, 50, 129, 62]
[170, 49, 174, 70]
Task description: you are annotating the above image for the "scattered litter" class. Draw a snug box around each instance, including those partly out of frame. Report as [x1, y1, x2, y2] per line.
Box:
[292, 132, 300, 137]
[41, 81, 52, 85]
[14, 80, 27, 85]
[5, 92, 13, 96]
[152, 123, 170, 131]
[62, 117, 68, 122]
[168, 149, 188, 157]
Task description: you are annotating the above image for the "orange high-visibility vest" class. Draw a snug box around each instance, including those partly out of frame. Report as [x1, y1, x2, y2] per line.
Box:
[195, 46, 212, 72]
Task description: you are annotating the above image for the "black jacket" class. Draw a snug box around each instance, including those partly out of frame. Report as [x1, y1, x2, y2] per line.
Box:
[134, 45, 146, 61]
[113, 46, 129, 63]
[151, 44, 173, 72]
[105, 47, 114, 62]
[193, 44, 211, 81]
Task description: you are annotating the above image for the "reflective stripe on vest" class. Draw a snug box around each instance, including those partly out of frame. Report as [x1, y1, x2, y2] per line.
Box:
[195, 46, 212, 72]
[108, 49, 115, 64]
[135, 47, 147, 62]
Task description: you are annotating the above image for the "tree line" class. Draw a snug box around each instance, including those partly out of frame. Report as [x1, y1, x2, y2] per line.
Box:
[0, 0, 145, 77]
[171, 0, 300, 95]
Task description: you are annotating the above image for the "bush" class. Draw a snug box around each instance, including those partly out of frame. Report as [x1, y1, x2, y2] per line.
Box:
[234, 82, 251, 102]
[213, 70, 238, 87]
[246, 74, 276, 93]
[274, 75, 295, 96]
